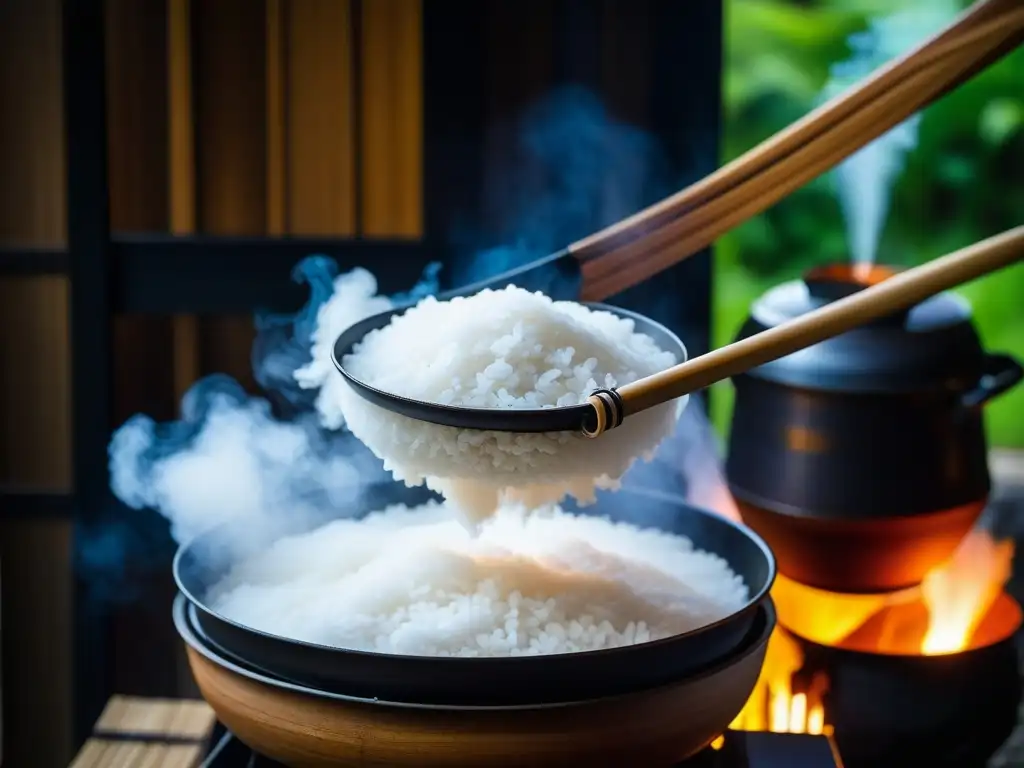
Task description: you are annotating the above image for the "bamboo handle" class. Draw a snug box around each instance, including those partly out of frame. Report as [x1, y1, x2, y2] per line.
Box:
[580, 39, 985, 298]
[586, 227, 1024, 434]
[569, 0, 1024, 297]
[578, 20, 1024, 301]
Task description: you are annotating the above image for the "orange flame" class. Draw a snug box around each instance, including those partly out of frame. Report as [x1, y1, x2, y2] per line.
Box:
[921, 529, 1014, 654]
[726, 628, 830, 736]
[725, 527, 1015, 739]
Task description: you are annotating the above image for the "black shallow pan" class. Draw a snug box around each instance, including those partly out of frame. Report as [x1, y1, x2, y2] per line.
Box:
[173, 590, 777, 711]
[173, 483, 776, 706]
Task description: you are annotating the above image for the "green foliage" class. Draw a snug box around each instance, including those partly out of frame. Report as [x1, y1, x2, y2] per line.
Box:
[715, 0, 1024, 446]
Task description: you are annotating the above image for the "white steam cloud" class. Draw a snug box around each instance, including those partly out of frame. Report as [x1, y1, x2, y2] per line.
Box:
[826, 2, 957, 267]
[110, 382, 371, 546]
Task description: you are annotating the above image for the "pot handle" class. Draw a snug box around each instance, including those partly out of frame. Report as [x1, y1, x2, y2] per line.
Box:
[961, 353, 1024, 410]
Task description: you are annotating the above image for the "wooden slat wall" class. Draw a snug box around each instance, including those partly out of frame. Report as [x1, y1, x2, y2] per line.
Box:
[181, 0, 424, 387]
[360, 0, 423, 238]
[166, 0, 203, 699]
[0, 0, 71, 487]
[0, 2, 425, 762]
[106, 0, 188, 712]
[0, 1, 74, 767]
[192, 0, 267, 388]
[284, 0, 357, 236]
[106, 0, 178, 428]
[155, 0, 429, 402]
[0, 3, 695, 765]
[265, 0, 288, 236]
[168, 0, 201, 403]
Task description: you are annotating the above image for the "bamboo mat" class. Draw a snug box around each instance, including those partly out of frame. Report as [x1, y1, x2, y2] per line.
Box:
[68, 696, 215, 768]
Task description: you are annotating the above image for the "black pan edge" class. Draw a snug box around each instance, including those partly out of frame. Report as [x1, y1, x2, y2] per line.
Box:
[174, 592, 777, 711]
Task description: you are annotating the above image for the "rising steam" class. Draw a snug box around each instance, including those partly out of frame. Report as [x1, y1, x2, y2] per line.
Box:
[826, 2, 957, 267]
[103, 87, 735, 595]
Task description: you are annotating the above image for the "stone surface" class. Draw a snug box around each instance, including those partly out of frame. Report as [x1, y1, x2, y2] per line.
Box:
[988, 450, 1024, 768]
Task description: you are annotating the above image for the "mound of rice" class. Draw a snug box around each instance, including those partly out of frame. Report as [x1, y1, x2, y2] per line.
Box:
[209, 501, 748, 656]
[332, 285, 685, 525]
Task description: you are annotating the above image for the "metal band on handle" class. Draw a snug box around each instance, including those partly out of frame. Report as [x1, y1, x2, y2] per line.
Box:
[582, 388, 625, 438]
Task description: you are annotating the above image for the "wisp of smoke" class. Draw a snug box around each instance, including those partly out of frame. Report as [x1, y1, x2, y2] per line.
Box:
[250, 255, 342, 409]
[452, 85, 671, 290]
[251, 255, 442, 411]
[101, 87, 734, 602]
[825, 3, 957, 267]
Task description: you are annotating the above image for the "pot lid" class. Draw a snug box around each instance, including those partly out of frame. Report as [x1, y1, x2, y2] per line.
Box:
[735, 263, 985, 393]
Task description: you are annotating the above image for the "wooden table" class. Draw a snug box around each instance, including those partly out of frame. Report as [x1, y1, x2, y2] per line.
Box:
[68, 695, 215, 767]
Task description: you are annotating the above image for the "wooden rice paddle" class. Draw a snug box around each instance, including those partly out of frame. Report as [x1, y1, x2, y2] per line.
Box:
[570, 0, 1024, 301]
[583, 227, 1024, 437]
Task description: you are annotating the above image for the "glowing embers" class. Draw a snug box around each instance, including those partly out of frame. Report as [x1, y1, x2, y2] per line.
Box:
[805, 262, 899, 289]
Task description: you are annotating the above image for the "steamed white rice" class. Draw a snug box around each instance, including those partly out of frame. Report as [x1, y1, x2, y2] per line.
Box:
[208, 501, 748, 657]
[334, 285, 685, 525]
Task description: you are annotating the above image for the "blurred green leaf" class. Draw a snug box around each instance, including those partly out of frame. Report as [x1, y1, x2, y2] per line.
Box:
[979, 99, 1024, 146]
[935, 154, 975, 186]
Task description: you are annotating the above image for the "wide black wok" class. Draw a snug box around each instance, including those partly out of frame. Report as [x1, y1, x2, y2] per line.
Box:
[174, 483, 775, 706]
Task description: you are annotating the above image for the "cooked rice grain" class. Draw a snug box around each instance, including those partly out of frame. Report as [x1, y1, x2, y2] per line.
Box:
[209, 502, 748, 657]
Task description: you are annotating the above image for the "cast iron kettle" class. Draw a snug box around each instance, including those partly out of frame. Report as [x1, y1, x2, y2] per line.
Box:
[725, 264, 1023, 594]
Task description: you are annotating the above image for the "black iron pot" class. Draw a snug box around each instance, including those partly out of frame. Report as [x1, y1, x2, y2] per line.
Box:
[726, 264, 1023, 593]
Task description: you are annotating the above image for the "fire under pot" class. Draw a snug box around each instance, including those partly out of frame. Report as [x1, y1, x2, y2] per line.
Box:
[733, 573, 1023, 767]
[720, 262, 1024, 765]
